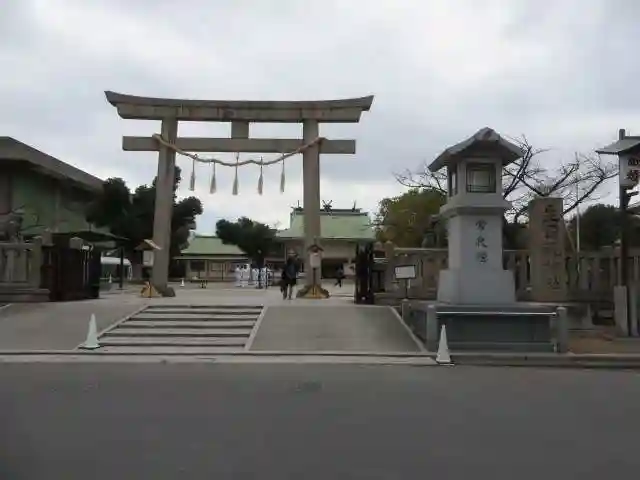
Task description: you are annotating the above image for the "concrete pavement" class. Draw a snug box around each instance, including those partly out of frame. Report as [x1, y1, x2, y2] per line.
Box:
[0, 297, 147, 350]
[0, 284, 427, 358]
[3, 283, 640, 368]
[0, 284, 287, 352]
[1, 363, 639, 479]
[249, 304, 423, 352]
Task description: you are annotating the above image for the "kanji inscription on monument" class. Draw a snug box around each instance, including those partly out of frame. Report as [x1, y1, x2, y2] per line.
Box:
[475, 218, 489, 263]
[529, 197, 567, 301]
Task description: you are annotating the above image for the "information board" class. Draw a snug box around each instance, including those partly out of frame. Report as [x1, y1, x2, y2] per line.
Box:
[395, 264, 416, 280]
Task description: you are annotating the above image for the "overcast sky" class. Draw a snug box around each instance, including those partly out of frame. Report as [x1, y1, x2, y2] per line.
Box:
[2, 0, 639, 233]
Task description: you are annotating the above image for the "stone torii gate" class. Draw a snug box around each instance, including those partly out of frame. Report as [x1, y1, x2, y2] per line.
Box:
[105, 91, 374, 296]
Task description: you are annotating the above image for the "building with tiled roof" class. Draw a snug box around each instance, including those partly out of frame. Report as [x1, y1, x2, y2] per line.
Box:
[0, 136, 110, 237]
[175, 207, 375, 281]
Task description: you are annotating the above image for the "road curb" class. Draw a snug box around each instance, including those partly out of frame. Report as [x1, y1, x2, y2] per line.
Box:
[1, 349, 640, 369]
[452, 353, 640, 369]
[0, 349, 435, 357]
[0, 354, 439, 365]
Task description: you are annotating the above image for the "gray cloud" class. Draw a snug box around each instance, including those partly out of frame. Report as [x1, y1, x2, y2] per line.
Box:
[1, 0, 639, 231]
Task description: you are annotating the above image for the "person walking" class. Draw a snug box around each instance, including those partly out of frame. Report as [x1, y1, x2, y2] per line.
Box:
[281, 253, 300, 300]
[334, 266, 345, 288]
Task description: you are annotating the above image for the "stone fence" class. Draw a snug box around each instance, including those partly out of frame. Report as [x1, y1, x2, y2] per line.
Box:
[0, 239, 43, 288]
[380, 242, 640, 304]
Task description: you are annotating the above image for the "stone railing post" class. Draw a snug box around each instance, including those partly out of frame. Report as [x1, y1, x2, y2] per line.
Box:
[383, 240, 396, 292]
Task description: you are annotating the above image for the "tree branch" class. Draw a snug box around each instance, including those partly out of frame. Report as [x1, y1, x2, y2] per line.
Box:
[394, 135, 618, 222]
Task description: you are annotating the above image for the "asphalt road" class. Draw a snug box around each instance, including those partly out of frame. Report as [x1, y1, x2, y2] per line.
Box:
[1, 363, 640, 479]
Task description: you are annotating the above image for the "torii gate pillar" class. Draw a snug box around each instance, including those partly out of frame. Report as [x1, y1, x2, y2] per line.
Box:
[151, 118, 178, 290]
[302, 120, 321, 286]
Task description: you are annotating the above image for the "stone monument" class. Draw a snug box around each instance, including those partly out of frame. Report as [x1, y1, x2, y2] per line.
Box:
[428, 127, 521, 305]
[528, 197, 567, 302]
[105, 91, 374, 296]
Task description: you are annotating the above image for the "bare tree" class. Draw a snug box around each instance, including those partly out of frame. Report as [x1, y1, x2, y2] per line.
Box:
[394, 136, 618, 223]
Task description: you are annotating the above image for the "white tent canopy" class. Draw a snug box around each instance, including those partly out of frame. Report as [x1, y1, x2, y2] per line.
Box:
[101, 256, 132, 267]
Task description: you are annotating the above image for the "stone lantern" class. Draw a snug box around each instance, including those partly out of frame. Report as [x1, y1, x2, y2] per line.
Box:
[428, 127, 524, 304]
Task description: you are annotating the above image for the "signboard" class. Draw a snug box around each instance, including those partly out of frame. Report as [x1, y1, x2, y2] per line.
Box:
[619, 154, 640, 188]
[309, 252, 321, 269]
[395, 264, 416, 280]
[143, 250, 155, 267]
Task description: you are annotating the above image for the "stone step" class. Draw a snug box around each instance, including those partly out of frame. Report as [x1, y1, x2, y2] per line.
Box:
[141, 311, 262, 317]
[145, 305, 263, 310]
[99, 337, 247, 347]
[105, 328, 253, 337]
[96, 346, 243, 354]
[124, 320, 256, 329]
[133, 313, 259, 321]
[143, 306, 262, 312]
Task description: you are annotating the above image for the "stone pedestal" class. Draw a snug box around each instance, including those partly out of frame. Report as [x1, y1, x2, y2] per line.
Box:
[437, 212, 515, 304]
[437, 269, 515, 304]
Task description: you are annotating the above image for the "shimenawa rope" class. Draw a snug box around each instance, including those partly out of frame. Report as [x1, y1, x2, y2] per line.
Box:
[152, 134, 323, 195]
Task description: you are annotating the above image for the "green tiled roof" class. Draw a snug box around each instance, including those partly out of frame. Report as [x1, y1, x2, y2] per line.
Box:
[22, 222, 112, 237]
[180, 235, 246, 256]
[277, 211, 375, 240]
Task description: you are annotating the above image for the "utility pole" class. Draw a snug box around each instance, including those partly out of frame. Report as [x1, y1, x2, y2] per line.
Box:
[575, 180, 581, 253]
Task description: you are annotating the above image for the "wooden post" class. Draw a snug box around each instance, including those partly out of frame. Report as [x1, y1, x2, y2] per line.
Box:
[150, 117, 178, 291]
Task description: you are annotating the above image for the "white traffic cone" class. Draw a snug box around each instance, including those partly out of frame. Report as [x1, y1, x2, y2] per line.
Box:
[108, 274, 112, 284]
[436, 324, 453, 365]
[80, 314, 100, 350]
[180, 278, 185, 287]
